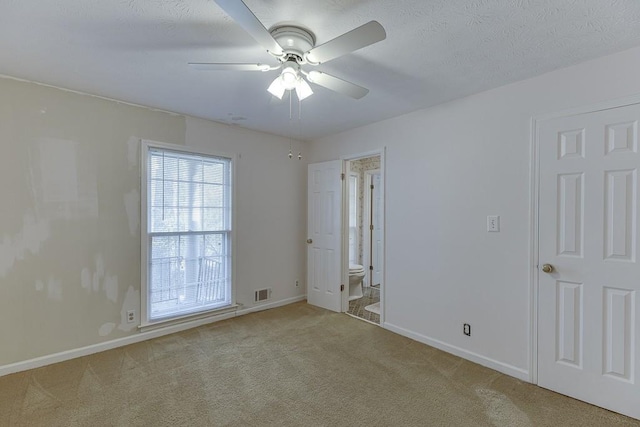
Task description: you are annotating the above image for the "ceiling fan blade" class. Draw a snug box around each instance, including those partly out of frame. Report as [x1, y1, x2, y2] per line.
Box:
[307, 71, 369, 99]
[189, 62, 271, 71]
[214, 0, 284, 56]
[305, 21, 386, 64]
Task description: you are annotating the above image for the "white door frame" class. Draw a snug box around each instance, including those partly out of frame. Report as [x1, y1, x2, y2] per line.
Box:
[363, 169, 381, 288]
[529, 94, 640, 385]
[341, 149, 386, 324]
[348, 170, 360, 267]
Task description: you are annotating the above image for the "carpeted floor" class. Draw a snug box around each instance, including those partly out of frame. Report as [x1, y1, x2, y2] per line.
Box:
[1, 302, 638, 426]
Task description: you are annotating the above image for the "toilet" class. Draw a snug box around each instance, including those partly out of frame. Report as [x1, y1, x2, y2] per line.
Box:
[348, 264, 366, 301]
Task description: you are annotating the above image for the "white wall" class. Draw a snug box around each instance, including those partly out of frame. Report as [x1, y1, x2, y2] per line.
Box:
[0, 77, 307, 370]
[308, 45, 640, 379]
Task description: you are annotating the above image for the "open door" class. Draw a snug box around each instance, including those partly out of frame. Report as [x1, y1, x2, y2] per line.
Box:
[307, 160, 343, 312]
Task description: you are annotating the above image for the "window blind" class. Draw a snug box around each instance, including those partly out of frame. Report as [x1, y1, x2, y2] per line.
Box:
[146, 147, 232, 321]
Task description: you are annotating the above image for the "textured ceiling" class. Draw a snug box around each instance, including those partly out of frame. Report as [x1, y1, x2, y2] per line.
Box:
[2, 0, 640, 140]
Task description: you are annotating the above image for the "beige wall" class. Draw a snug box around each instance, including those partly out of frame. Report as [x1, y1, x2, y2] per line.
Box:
[185, 117, 307, 309]
[0, 77, 306, 367]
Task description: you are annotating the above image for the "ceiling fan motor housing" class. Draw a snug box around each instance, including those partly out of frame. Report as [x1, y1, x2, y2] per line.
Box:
[270, 26, 316, 63]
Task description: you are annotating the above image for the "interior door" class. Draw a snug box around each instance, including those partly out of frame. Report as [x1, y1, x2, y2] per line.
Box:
[371, 173, 383, 286]
[307, 160, 343, 312]
[538, 103, 640, 419]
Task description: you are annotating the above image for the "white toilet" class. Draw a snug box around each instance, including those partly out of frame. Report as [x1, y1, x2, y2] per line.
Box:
[348, 264, 366, 301]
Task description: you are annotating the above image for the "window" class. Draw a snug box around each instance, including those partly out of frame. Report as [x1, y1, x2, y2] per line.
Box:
[348, 173, 359, 265]
[142, 143, 233, 324]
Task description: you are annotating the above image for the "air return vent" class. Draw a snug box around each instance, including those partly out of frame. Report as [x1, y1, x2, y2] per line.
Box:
[254, 288, 272, 303]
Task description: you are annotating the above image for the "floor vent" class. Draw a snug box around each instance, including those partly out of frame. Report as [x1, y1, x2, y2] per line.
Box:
[254, 288, 271, 303]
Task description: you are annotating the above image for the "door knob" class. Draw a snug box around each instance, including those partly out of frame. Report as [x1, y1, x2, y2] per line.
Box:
[542, 264, 554, 273]
[306, 239, 313, 244]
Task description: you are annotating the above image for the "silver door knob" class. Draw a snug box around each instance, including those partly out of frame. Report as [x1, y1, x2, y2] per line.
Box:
[306, 239, 313, 244]
[542, 264, 554, 273]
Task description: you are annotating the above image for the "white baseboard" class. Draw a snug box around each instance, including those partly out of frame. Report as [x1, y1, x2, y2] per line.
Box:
[0, 295, 307, 378]
[236, 295, 306, 316]
[383, 322, 530, 382]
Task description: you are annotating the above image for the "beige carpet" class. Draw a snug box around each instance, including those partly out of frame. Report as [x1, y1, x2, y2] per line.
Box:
[1, 302, 638, 427]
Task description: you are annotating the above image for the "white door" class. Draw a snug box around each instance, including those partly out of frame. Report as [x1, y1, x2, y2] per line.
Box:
[371, 173, 383, 286]
[307, 160, 343, 312]
[538, 103, 640, 419]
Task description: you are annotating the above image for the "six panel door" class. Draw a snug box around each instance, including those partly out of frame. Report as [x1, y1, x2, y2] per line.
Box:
[307, 160, 343, 312]
[538, 103, 640, 419]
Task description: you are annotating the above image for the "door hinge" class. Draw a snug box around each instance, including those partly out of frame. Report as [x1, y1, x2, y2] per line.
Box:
[341, 173, 345, 180]
[370, 224, 374, 231]
[371, 184, 374, 189]
[370, 265, 373, 270]
[340, 284, 345, 292]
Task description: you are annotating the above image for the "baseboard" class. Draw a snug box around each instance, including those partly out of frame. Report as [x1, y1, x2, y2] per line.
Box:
[0, 294, 307, 378]
[236, 295, 307, 316]
[383, 322, 530, 382]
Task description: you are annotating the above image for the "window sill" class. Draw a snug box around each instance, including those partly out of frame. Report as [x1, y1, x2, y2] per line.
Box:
[139, 304, 240, 332]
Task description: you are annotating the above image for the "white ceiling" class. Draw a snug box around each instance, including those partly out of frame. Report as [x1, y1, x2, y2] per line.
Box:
[2, 0, 640, 140]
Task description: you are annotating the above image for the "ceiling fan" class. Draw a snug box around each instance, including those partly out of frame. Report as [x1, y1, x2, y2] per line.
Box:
[189, 0, 386, 101]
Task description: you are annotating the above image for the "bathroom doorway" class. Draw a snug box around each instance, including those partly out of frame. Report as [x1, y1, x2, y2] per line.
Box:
[343, 152, 384, 325]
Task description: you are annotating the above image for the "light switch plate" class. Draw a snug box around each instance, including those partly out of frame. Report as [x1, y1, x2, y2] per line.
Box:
[487, 215, 500, 232]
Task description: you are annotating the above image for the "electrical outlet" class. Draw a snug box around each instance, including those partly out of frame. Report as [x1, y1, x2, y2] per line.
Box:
[487, 215, 500, 232]
[127, 310, 135, 323]
[463, 323, 471, 336]
[295, 280, 299, 287]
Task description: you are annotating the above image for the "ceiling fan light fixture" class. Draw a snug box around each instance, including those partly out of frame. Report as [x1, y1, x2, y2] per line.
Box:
[280, 64, 299, 90]
[268, 60, 314, 100]
[295, 78, 313, 101]
[267, 77, 286, 99]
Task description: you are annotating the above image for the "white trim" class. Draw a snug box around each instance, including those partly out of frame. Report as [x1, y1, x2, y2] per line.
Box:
[383, 322, 530, 382]
[528, 116, 540, 384]
[139, 304, 239, 332]
[0, 295, 306, 378]
[236, 295, 306, 316]
[140, 139, 238, 327]
[347, 171, 360, 267]
[345, 312, 379, 326]
[380, 148, 386, 326]
[340, 149, 384, 162]
[141, 140, 150, 323]
[533, 93, 640, 122]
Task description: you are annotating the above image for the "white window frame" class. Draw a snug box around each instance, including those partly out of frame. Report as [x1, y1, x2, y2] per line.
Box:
[140, 140, 237, 328]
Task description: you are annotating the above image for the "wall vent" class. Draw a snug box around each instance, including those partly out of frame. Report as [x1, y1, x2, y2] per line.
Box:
[254, 288, 272, 303]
